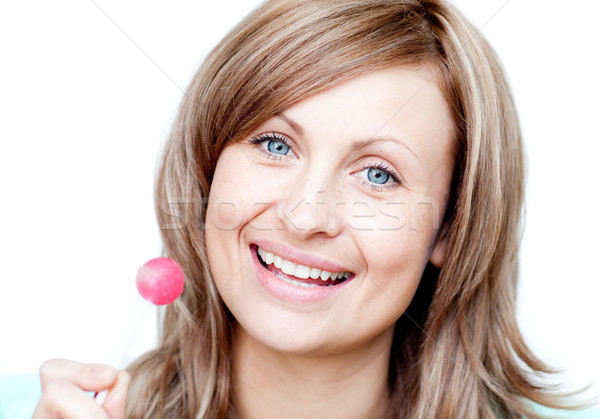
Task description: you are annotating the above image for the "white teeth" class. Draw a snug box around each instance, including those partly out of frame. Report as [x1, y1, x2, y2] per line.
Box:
[281, 260, 296, 276]
[294, 264, 311, 279]
[265, 252, 274, 264]
[256, 246, 349, 284]
[276, 273, 317, 288]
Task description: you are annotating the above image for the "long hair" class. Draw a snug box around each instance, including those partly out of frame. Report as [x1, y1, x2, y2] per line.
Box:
[127, 1, 563, 417]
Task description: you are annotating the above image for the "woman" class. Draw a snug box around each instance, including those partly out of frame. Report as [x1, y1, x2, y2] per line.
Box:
[33, 0, 579, 417]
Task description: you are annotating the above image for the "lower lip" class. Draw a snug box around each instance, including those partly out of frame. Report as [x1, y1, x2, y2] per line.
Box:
[250, 245, 353, 304]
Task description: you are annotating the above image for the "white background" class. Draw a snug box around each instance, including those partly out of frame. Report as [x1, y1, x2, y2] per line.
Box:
[1, 0, 598, 400]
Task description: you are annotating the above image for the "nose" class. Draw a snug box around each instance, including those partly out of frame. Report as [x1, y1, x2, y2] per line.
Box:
[277, 172, 344, 239]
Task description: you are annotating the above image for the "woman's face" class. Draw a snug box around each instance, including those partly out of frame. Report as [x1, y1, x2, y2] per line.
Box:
[205, 66, 454, 355]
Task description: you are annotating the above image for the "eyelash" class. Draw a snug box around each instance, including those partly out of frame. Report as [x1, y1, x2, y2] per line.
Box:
[248, 132, 293, 160]
[248, 132, 403, 192]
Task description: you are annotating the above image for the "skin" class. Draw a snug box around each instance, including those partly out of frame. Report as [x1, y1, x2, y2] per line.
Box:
[33, 66, 454, 418]
[32, 359, 129, 419]
[206, 66, 455, 418]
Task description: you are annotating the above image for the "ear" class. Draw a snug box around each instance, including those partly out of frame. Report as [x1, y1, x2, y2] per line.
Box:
[429, 222, 450, 268]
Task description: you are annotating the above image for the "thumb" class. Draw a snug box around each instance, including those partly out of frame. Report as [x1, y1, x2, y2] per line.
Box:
[102, 370, 130, 419]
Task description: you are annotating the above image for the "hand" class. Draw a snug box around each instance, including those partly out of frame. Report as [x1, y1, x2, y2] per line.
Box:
[32, 359, 129, 419]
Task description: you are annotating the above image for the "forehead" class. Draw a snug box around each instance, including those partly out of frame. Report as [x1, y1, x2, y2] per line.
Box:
[282, 66, 454, 167]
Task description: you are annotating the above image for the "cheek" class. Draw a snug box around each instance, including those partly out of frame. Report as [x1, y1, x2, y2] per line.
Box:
[350, 197, 441, 242]
[361, 228, 431, 279]
[354, 199, 439, 299]
[206, 150, 257, 229]
[356, 235, 427, 318]
[204, 149, 250, 284]
[207, 176, 277, 234]
[207, 200, 243, 231]
[344, 201, 408, 231]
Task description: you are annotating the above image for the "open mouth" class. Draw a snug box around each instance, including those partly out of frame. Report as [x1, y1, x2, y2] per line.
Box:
[253, 244, 353, 288]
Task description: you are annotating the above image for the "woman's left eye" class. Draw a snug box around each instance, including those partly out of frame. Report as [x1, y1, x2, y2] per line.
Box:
[249, 133, 297, 159]
[353, 163, 402, 191]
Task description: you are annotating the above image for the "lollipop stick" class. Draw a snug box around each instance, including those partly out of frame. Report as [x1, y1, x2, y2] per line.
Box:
[94, 257, 184, 405]
[95, 297, 152, 404]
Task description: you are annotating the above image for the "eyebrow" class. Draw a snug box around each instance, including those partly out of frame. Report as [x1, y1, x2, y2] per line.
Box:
[275, 113, 304, 136]
[350, 138, 419, 162]
[276, 112, 419, 162]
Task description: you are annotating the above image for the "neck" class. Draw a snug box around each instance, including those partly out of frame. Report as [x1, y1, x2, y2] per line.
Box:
[231, 325, 393, 419]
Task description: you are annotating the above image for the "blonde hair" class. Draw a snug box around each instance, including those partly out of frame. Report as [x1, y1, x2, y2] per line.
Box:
[127, 1, 564, 417]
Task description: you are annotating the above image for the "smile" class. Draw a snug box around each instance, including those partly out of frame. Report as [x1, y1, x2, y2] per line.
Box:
[255, 246, 352, 288]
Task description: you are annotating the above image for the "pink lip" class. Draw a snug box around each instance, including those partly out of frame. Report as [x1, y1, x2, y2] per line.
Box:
[252, 239, 354, 273]
[249, 244, 355, 304]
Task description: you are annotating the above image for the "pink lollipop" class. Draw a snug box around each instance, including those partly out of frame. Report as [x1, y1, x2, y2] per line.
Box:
[96, 257, 184, 404]
[136, 257, 185, 305]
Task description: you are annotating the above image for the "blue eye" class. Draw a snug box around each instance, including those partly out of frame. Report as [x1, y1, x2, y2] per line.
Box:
[267, 140, 290, 155]
[249, 133, 298, 159]
[367, 167, 389, 184]
[353, 163, 402, 191]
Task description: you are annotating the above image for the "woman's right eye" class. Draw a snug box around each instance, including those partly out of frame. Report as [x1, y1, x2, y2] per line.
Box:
[265, 139, 290, 155]
[249, 133, 298, 159]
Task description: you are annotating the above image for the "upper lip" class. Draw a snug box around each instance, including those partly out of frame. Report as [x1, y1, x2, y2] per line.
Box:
[252, 239, 355, 274]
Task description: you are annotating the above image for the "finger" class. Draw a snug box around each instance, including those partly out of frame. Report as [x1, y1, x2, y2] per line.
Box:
[32, 378, 111, 419]
[103, 370, 131, 419]
[39, 358, 117, 392]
